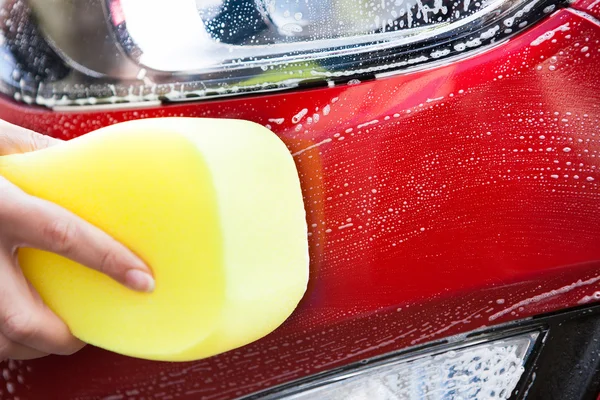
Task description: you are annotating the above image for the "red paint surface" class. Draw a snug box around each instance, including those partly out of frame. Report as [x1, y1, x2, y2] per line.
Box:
[572, 0, 600, 19]
[1, 9, 600, 400]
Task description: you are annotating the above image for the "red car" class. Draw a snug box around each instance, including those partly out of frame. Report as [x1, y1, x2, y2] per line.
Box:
[1, 0, 600, 398]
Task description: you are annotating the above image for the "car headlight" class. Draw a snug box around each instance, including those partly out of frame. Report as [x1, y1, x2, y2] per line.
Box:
[255, 331, 539, 399]
[0, 0, 562, 108]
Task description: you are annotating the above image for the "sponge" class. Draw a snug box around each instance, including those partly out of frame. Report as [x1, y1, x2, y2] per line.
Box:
[0, 118, 309, 361]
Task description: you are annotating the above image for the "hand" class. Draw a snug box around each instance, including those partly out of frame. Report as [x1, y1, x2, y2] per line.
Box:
[0, 121, 154, 362]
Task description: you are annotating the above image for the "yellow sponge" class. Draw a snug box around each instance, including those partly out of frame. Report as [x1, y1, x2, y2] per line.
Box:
[0, 118, 309, 361]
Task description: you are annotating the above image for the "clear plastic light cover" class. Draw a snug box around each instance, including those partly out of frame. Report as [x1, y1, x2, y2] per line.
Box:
[261, 331, 539, 400]
[0, 0, 561, 107]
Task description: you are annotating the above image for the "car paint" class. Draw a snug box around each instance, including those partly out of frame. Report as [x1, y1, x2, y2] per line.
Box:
[573, 0, 600, 19]
[0, 8, 599, 400]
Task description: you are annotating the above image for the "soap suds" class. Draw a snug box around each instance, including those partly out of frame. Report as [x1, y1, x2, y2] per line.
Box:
[490, 274, 600, 321]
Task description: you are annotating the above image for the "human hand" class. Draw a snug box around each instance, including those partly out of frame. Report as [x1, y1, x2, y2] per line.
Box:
[0, 121, 154, 362]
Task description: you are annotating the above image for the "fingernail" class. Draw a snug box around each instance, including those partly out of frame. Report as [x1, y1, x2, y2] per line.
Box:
[125, 269, 155, 293]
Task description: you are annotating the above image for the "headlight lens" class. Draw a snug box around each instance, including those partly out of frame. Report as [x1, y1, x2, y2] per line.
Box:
[0, 0, 562, 108]
[259, 331, 539, 400]
[117, 0, 506, 72]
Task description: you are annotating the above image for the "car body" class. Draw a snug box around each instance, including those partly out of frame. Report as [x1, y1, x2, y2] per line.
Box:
[1, 0, 600, 399]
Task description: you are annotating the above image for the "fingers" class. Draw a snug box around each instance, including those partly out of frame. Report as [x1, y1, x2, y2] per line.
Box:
[0, 252, 84, 356]
[0, 334, 48, 361]
[0, 120, 61, 155]
[4, 193, 155, 293]
[0, 120, 137, 361]
[0, 122, 154, 292]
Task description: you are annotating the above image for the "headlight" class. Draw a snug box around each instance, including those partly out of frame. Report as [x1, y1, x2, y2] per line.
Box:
[0, 0, 562, 108]
[256, 331, 539, 400]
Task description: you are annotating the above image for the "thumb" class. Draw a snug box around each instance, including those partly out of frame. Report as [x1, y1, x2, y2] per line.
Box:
[0, 120, 62, 156]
